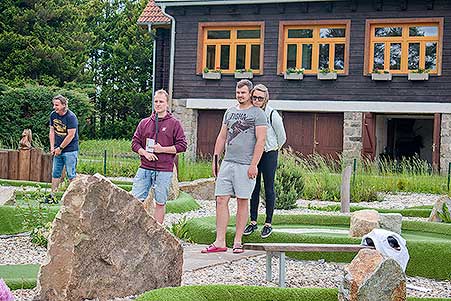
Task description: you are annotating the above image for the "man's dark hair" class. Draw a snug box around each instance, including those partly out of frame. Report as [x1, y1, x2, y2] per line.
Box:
[236, 79, 253, 91]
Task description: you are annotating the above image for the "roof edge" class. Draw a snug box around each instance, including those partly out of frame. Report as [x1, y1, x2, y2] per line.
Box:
[156, 0, 344, 7]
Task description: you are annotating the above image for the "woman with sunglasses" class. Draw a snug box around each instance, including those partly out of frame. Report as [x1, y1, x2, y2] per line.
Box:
[244, 84, 286, 238]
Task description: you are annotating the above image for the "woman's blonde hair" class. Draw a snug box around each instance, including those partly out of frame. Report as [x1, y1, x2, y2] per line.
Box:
[251, 84, 269, 109]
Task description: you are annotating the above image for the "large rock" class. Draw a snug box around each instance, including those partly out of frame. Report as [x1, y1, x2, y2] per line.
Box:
[0, 186, 15, 205]
[349, 210, 380, 237]
[379, 213, 402, 235]
[429, 195, 451, 222]
[35, 174, 183, 301]
[179, 178, 215, 200]
[338, 249, 406, 301]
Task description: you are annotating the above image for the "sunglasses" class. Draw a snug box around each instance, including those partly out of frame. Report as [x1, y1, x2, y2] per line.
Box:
[252, 96, 265, 102]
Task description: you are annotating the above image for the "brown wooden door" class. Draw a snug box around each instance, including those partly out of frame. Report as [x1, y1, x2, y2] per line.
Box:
[284, 112, 343, 158]
[284, 112, 314, 155]
[315, 113, 344, 160]
[197, 110, 225, 158]
[432, 113, 441, 172]
[362, 112, 376, 159]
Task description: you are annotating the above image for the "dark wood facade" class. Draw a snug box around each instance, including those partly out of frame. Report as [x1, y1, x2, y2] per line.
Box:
[154, 28, 171, 91]
[164, 0, 451, 103]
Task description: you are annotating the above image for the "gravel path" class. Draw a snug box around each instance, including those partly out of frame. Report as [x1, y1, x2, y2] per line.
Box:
[2, 192, 450, 300]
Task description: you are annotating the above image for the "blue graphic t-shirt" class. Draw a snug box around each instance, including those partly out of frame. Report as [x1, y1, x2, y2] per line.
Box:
[222, 106, 267, 165]
[49, 110, 79, 152]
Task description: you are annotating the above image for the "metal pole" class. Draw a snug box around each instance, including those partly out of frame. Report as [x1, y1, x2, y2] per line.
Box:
[103, 150, 107, 176]
[448, 162, 450, 192]
[352, 158, 357, 187]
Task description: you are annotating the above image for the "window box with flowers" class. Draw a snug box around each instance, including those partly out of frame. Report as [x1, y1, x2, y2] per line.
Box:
[202, 67, 222, 80]
[408, 68, 430, 81]
[234, 69, 253, 79]
[371, 68, 392, 81]
[317, 68, 337, 80]
[284, 68, 305, 80]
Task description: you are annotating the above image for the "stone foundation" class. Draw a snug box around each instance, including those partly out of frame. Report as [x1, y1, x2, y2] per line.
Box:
[342, 112, 363, 166]
[172, 98, 197, 159]
[440, 113, 451, 175]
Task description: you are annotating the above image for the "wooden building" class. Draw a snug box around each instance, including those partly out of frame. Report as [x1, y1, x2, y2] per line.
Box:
[138, 0, 451, 173]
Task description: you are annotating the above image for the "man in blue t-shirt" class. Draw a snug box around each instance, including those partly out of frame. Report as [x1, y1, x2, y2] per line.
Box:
[48, 94, 79, 202]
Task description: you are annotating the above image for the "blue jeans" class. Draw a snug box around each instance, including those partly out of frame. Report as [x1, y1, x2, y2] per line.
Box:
[52, 151, 78, 180]
[131, 167, 173, 205]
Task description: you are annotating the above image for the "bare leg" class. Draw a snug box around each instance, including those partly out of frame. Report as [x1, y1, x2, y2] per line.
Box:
[213, 195, 230, 248]
[154, 203, 165, 224]
[51, 178, 60, 194]
[235, 198, 249, 245]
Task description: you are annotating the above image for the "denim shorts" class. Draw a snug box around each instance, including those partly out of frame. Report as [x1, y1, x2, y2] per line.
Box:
[215, 161, 256, 199]
[52, 151, 78, 180]
[131, 167, 173, 205]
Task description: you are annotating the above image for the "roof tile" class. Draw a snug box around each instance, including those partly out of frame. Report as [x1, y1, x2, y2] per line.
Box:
[138, 0, 170, 24]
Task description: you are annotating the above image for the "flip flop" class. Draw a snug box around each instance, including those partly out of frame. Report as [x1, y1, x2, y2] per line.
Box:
[201, 244, 228, 253]
[232, 243, 244, 254]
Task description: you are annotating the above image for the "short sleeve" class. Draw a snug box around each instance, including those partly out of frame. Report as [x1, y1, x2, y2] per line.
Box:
[255, 108, 267, 127]
[66, 113, 78, 129]
[49, 112, 54, 127]
[222, 108, 231, 125]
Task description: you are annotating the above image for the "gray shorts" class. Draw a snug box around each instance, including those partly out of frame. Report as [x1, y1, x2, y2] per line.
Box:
[215, 161, 256, 199]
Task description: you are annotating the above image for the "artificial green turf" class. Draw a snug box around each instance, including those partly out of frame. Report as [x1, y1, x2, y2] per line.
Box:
[0, 179, 51, 189]
[184, 214, 451, 280]
[309, 204, 433, 218]
[0, 192, 198, 235]
[136, 285, 451, 301]
[0, 264, 39, 290]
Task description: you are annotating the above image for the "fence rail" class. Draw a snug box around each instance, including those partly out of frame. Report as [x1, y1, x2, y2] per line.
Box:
[0, 149, 52, 182]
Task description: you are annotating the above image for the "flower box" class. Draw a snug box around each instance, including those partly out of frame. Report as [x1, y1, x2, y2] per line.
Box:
[408, 73, 429, 81]
[284, 73, 304, 80]
[371, 73, 392, 81]
[202, 72, 221, 80]
[234, 72, 253, 79]
[317, 72, 337, 80]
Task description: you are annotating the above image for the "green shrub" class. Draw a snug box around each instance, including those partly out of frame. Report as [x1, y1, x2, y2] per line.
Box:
[0, 85, 93, 147]
[437, 203, 451, 223]
[274, 150, 304, 209]
[168, 216, 193, 242]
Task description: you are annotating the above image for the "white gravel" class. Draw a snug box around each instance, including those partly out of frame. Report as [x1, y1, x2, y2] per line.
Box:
[2, 192, 451, 300]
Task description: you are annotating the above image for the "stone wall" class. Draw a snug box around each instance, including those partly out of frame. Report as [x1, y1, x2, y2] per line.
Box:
[172, 99, 197, 159]
[440, 113, 451, 175]
[342, 112, 363, 166]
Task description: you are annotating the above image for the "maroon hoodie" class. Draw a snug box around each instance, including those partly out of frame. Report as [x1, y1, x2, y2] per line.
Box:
[132, 112, 187, 172]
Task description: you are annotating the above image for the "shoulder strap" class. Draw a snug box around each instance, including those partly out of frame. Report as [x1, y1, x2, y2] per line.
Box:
[269, 109, 274, 126]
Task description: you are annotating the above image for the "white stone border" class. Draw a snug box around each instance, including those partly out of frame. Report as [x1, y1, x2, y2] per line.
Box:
[186, 99, 451, 114]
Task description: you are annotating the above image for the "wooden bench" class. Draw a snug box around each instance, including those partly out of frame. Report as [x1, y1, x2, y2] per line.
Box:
[243, 243, 373, 287]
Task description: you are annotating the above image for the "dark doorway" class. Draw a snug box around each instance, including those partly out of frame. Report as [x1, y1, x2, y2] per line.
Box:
[197, 110, 225, 158]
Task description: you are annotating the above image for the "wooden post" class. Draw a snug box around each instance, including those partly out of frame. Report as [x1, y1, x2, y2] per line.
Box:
[41, 153, 53, 183]
[8, 150, 19, 180]
[0, 150, 8, 179]
[30, 149, 42, 181]
[18, 149, 31, 181]
[340, 165, 352, 213]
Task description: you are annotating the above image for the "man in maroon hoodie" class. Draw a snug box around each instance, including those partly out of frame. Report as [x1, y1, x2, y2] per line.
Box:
[131, 89, 187, 224]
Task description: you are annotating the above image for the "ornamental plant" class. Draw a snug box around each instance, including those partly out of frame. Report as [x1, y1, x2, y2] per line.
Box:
[203, 67, 222, 73]
[437, 202, 451, 223]
[235, 68, 253, 73]
[411, 68, 430, 74]
[286, 67, 305, 74]
[0, 278, 14, 301]
[372, 68, 390, 74]
[318, 67, 337, 74]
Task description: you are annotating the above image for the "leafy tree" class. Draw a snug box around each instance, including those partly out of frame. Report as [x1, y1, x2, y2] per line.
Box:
[84, 0, 153, 138]
[0, 0, 91, 86]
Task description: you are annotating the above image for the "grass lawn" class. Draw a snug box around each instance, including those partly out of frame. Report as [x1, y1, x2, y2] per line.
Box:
[183, 214, 451, 280]
[137, 285, 451, 301]
[0, 264, 39, 290]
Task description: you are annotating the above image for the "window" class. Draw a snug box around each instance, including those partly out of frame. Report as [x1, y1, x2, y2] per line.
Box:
[197, 22, 264, 74]
[278, 20, 351, 75]
[365, 18, 443, 75]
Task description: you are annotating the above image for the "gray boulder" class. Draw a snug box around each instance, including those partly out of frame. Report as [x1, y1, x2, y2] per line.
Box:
[35, 174, 183, 301]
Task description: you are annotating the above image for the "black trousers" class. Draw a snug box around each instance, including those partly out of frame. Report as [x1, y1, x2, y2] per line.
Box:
[250, 150, 278, 224]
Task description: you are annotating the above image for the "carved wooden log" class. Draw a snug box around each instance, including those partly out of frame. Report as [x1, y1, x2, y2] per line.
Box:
[30, 149, 43, 182]
[41, 153, 53, 183]
[18, 149, 31, 181]
[0, 151, 8, 179]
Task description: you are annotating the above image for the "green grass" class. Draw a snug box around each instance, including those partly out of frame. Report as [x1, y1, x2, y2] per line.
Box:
[307, 204, 433, 218]
[136, 285, 451, 301]
[183, 214, 451, 280]
[0, 264, 39, 290]
[0, 192, 198, 235]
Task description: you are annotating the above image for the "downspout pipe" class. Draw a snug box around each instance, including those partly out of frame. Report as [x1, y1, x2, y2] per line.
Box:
[160, 5, 176, 112]
[148, 24, 157, 113]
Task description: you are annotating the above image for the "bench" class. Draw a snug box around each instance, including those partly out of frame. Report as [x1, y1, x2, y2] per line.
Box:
[243, 243, 373, 287]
